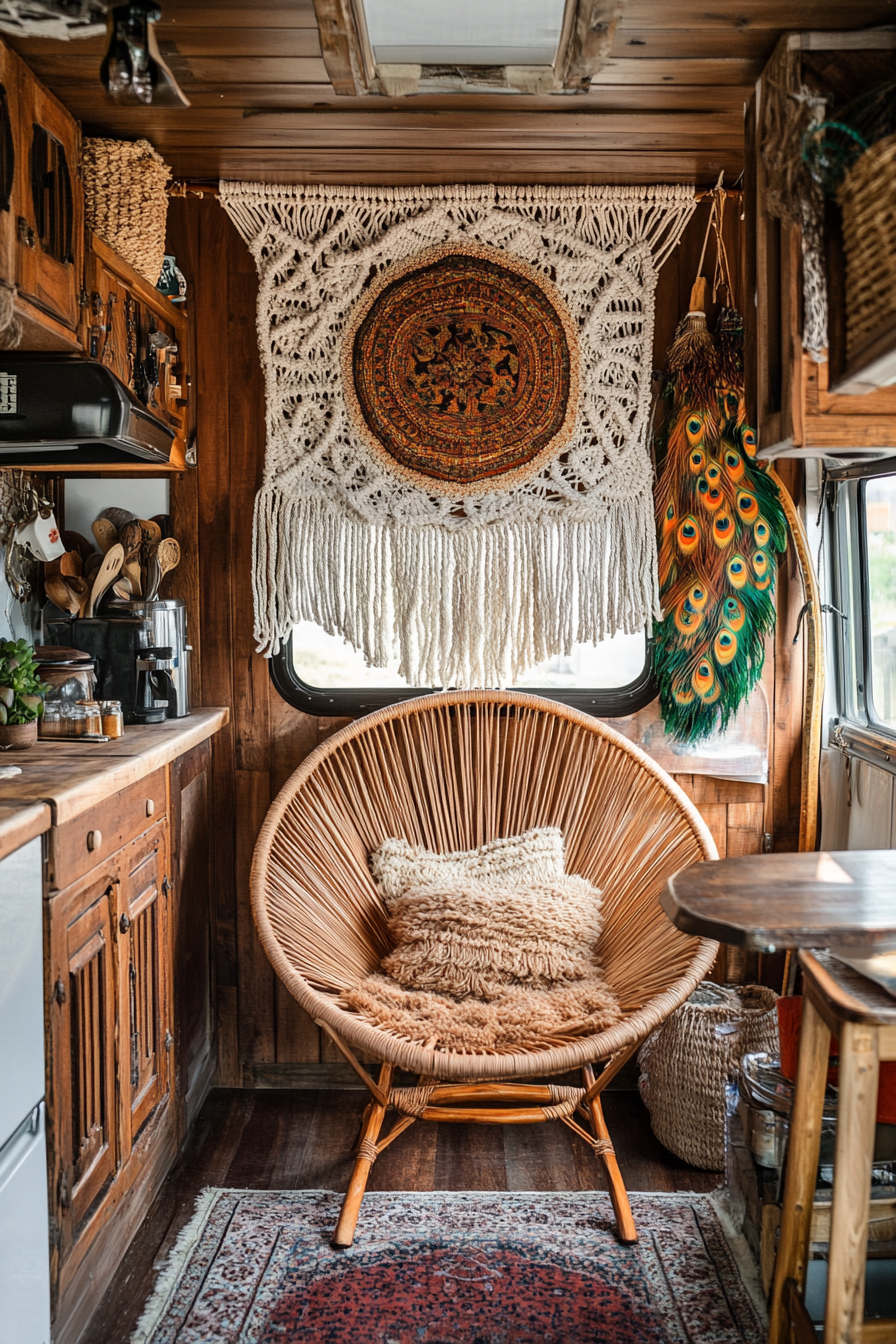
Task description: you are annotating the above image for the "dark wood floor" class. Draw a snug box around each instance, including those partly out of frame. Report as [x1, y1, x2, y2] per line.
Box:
[82, 1086, 719, 1344]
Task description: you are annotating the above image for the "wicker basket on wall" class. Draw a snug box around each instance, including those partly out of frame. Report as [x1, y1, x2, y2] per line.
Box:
[837, 131, 896, 364]
[638, 981, 779, 1171]
[81, 138, 171, 285]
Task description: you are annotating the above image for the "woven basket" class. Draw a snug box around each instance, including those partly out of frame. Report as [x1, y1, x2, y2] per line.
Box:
[837, 131, 896, 362]
[81, 138, 171, 285]
[638, 981, 778, 1171]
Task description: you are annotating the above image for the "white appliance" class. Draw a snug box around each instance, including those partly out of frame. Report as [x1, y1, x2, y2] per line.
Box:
[0, 835, 51, 1344]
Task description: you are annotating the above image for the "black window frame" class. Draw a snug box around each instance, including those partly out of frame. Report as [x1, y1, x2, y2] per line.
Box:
[270, 627, 658, 719]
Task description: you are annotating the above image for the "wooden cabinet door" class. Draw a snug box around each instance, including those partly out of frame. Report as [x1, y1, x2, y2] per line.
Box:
[13, 52, 82, 333]
[115, 823, 171, 1153]
[169, 740, 214, 1135]
[46, 870, 119, 1264]
[0, 40, 16, 299]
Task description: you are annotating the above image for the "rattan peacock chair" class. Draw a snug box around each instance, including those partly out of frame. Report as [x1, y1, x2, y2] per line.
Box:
[251, 690, 718, 1248]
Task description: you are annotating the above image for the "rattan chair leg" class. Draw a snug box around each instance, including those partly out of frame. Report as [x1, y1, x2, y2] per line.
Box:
[332, 1062, 394, 1249]
[583, 1063, 638, 1244]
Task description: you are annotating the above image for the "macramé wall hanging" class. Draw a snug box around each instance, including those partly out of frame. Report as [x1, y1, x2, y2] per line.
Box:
[652, 189, 788, 744]
[219, 183, 696, 688]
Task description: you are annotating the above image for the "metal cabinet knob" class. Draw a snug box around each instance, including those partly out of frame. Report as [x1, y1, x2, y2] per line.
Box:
[87, 829, 102, 852]
[119, 913, 130, 934]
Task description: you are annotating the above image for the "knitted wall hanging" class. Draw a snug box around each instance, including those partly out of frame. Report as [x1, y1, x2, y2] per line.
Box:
[219, 183, 696, 687]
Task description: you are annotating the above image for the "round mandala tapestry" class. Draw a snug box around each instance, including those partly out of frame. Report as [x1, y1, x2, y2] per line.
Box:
[343, 243, 580, 495]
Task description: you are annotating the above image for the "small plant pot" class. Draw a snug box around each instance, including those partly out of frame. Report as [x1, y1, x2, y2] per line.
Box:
[0, 721, 38, 750]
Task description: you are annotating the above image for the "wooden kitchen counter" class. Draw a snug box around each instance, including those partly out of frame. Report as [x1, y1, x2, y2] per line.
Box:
[0, 799, 52, 861]
[0, 709, 229, 826]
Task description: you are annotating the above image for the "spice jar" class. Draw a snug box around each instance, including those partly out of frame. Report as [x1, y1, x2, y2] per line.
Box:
[79, 700, 103, 735]
[40, 704, 62, 738]
[65, 705, 87, 738]
[101, 700, 124, 739]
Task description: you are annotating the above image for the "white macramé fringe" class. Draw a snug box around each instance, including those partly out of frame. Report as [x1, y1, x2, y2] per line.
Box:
[254, 487, 661, 686]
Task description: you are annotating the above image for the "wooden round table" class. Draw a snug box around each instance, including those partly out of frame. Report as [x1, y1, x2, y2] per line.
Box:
[663, 851, 896, 1344]
[663, 850, 896, 954]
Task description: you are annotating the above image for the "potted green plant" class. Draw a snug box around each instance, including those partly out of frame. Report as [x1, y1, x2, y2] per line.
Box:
[0, 638, 48, 750]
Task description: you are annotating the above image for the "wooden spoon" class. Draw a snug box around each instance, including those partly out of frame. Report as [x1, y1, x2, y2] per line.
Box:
[92, 518, 118, 555]
[84, 551, 103, 580]
[98, 506, 137, 531]
[45, 550, 83, 581]
[144, 542, 162, 602]
[158, 537, 180, 577]
[45, 574, 81, 615]
[64, 576, 91, 618]
[116, 520, 143, 598]
[118, 519, 143, 556]
[146, 537, 180, 600]
[61, 530, 93, 563]
[86, 543, 124, 618]
[138, 519, 162, 548]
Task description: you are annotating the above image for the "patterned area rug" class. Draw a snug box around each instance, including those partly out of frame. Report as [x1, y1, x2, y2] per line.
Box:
[133, 1190, 765, 1344]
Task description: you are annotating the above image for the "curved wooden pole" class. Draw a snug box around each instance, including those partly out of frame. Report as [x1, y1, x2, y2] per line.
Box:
[769, 468, 825, 855]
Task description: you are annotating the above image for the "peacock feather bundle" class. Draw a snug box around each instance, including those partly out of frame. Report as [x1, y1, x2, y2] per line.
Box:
[653, 278, 788, 744]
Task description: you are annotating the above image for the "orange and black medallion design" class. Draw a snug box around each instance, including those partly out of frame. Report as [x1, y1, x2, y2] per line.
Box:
[342, 243, 580, 495]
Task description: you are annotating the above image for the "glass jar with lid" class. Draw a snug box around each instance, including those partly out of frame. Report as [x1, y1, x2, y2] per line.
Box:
[101, 700, 124, 739]
[78, 700, 103, 735]
[65, 704, 87, 738]
[40, 704, 62, 738]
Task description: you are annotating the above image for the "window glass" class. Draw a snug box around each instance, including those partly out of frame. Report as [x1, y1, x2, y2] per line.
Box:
[865, 475, 896, 730]
[291, 619, 647, 692]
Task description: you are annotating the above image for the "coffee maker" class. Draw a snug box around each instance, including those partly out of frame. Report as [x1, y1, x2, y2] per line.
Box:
[46, 598, 191, 724]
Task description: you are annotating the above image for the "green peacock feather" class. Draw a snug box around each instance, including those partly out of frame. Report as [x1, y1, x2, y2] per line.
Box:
[653, 295, 788, 744]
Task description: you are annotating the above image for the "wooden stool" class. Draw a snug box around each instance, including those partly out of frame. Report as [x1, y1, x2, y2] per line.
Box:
[769, 950, 896, 1344]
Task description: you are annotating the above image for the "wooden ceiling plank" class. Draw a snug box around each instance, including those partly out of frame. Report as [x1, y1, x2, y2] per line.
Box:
[619, 0, 895, 27]
[13, 53, 332, 84]
[163, 0, 317, 17]
[595, 57, 764, 84]
[610, 27, 778, 58]
[155, 146, 741, 176]
[52, 83, 754, 116]
[125, 131, 746, 153]
[9, 27, 324, 59]
[22, 52, 759, 89]
[69, 108, 744, 134]
[160, 28, 324, 58]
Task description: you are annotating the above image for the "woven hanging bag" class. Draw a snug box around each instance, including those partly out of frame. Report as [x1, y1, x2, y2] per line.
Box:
[637, 981, 778, 1171]
[837, 131, 896, 364]
[81, 138, 171, 285]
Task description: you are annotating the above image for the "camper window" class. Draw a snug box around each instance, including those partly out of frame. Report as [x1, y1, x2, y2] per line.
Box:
[830, 463, 896, 741]
[271, 622, 656, 717]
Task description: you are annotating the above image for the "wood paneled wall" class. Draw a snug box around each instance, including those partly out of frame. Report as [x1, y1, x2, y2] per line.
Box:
[166, 195, 803, 1086]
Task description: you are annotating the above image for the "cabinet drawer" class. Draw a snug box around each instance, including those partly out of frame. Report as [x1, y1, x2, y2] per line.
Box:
[48, 767, 168, 890]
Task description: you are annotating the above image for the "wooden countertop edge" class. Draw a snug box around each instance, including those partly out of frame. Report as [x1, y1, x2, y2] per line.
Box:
[51, 708, 230, 825]
[0, 708, 229, 827]
[0, 800, 52, 861]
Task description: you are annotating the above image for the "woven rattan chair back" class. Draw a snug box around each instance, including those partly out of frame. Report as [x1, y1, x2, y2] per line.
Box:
[252, 690, 718, 1081]
[252, 690, 718, 1247]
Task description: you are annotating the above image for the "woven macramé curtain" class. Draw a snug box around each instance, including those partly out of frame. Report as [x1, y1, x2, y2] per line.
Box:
[219, 182, 696, 688]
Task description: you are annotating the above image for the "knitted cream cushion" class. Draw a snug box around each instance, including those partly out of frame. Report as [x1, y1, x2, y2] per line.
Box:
[371, 827, 566, 907]
[382, 877, 604, 999]
[342, 828, 622, 1052]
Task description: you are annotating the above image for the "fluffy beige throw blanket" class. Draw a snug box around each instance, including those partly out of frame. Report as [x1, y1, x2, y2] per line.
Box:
[343, 829, 621, 1052]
